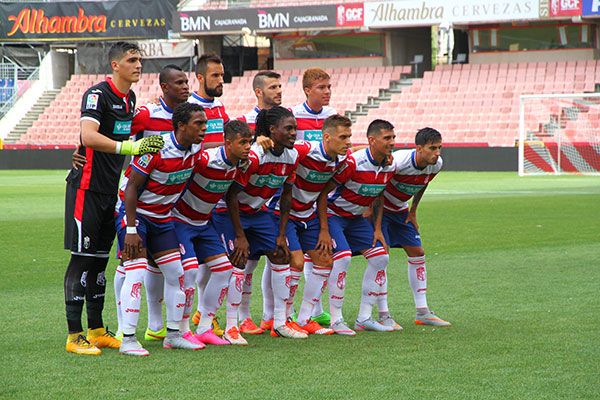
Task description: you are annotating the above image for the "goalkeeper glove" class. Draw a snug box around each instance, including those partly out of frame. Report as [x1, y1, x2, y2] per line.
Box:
[118, 135, 164, 155]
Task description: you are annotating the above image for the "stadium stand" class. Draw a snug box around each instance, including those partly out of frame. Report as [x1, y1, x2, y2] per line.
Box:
[12, 61, 600, 147]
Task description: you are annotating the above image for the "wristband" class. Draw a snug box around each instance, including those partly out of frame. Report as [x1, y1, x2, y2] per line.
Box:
[126, 226, 137, 235]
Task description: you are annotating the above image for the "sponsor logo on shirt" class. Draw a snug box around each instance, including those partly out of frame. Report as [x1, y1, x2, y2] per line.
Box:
[165, 168, 194, 185]
[303, 130, 322, 141]
[86, 94, 99, 110]
[205, 180, 233, 193]
[113, 120, 132, 135]
[113, 104, 123, 109]
[206, 118, 224, 134]
[254, 174, 287, 188]
[393, 181, 423, 195]
[357, 183, 386, 196]
[305, 170, 333, 183]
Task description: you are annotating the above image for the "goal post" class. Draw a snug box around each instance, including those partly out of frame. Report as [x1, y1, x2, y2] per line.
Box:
[518, 93, 600, 176]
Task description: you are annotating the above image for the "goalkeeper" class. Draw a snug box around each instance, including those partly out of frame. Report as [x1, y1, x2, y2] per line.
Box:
[63, 42, 164, 355]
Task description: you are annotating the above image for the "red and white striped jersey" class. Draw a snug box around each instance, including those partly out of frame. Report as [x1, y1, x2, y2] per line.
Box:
[234, 142, 299, 214]
[384, 150, 443, 213]
[117, 132, 202, 223]
[188, 92, 229, 145]
[172, 147, 242, 226]
[236, 106, 260, 132]
[291, 102, 337, 141]
[272, 140, 348, 221]
[328, 147, 395, 218]
[130, 97, 173, 141]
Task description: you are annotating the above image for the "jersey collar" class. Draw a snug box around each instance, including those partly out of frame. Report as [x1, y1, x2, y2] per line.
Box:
[159, 97, 173, 114]
[411, 150, 425, 170]
[106, 77, 127, 98]
[220, 146, 233, 166]
[254, 106, 261, 114]
[170, 131, 186, 151]
[269, 147, 284, 157]
[366, 147, 385, 168]
[303, 101, 322, 115]
[319, 141, 332, 161]
[191, 91, 214, 103]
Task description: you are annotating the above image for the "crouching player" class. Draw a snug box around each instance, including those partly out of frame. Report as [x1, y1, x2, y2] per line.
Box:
[316, 120, 397, 334]
[215, 106, 305, 339]
[171, 120, 254, 346]
[116, 103, 207, 356]
[379, 127, 450, 327]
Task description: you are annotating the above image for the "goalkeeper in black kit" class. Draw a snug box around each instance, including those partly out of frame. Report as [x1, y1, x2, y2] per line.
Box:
[63, 41, 164, 355]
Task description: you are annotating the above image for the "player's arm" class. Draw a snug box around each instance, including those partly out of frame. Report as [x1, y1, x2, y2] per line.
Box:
[71, 143, 87, 170]
[372, 192, 388, 251]
[275, 184, 293, 261]
[123, 169, 147, 261]
[406, 185, 428, 232]
[225, 183, 249, 267]
[315, 179, 338, 255]
[80, 119, 164, 155]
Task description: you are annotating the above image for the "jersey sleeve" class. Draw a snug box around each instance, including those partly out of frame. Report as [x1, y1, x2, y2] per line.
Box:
[332, 156, 356, 185]
[234, 152, 259, 187]
[80, 88, 105, 125]
[131, 106, 150, 136]
[293, 140, 312, 161]
[131, 152, 159, 177]
[193, 151, 210, 174]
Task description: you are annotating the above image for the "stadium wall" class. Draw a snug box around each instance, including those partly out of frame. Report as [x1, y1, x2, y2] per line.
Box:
[0, 147, 517, 171]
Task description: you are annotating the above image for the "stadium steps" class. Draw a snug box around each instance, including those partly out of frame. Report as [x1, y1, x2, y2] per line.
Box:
[4, 89, 60, 144]
[345, 78, 416, 123]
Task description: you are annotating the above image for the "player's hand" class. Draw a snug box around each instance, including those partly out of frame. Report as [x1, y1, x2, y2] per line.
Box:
[123, 233, 143, 260]
[119, 135, 164, 155]
[231, 235, 250, 268]
[362, 206, 373, 220]
[274, 234, 291, 263]
[372, 229, 389, 253]
[72, 144, 87, 170]
[405, 212, 419, 232]
[316, 230, 333, 256]
[256, 135, 274, 150]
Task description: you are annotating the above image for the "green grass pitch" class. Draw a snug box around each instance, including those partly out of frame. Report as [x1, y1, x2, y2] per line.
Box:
[0, 170, 598, 399]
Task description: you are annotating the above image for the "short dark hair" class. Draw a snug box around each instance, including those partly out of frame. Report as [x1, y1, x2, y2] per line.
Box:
[172, 102, 205, 132]
[322, 114, 351, 134]
[159, 64, 183, 84]
[196, 53, 223, 77]
[415, 127, 442, 146]
[108, 41, 140, 64]
[252, 70, 281, 91]
[225, 120, 254, 141]
[254, 106, 294, 140]
[367, 119, 394, 138]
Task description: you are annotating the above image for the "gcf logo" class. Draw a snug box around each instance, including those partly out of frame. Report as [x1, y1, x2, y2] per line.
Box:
[285, 275, 292, 289]
[185, 288, 194, 307]
[244, 273, 253, 287]
[416, 266, 426, 281]
[179, 243, 186, 255]
[179, 275, 185, 291]
[336, 3, 364, 27]
[80, 271, 88, 288]
[218, 287, 228, 306]
[235, 275, 243, 293]
[336, 271, 346, 290]
[375, 270, 387, 287]
[289, 284, 298, 299]
[131, 282, 142, 299]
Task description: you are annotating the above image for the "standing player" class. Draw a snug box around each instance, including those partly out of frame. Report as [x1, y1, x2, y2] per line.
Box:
[379, 127, 450, 328]
[63, 42, 164, 355]
[292, 68, 337, 142]
[111, 64, 191, 343]
[188, 54, 229, 148]
[270, 114, 354, 335]
[316, 119, 396, 335]
[171, 120, 254, 346]
[214, 106, 306, 339]
[116, 102, 206, 356]
[237, 70, 283, 131]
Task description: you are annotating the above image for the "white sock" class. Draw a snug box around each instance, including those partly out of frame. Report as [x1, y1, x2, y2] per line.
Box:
[195, 262, 209, 315]
[270, 262, 290, 328]
[303, 255, 323, 317]
[261, 259, 274, 321]
[328, 251, 352, 323]
[114, 263, 125, 335]
[179, 258, 198, 333]
[408, 256, 428, 309]
[120, 258, 147, 335]
[144, 262, 164, 332]
[155, 252, 185, 330]
[297, 264, 330, 326]
[226, 267, 244, 331]
[239, 259, 259, 322]
[357, 248, 389, 321]
[286, 268, 302, 318]
[198, 256, 232, 333]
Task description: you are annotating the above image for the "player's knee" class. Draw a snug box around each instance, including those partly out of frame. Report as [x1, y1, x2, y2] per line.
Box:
[290, 251, 305, 271]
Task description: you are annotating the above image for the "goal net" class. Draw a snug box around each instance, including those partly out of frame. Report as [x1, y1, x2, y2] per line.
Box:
[519, 93, 600, 176]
